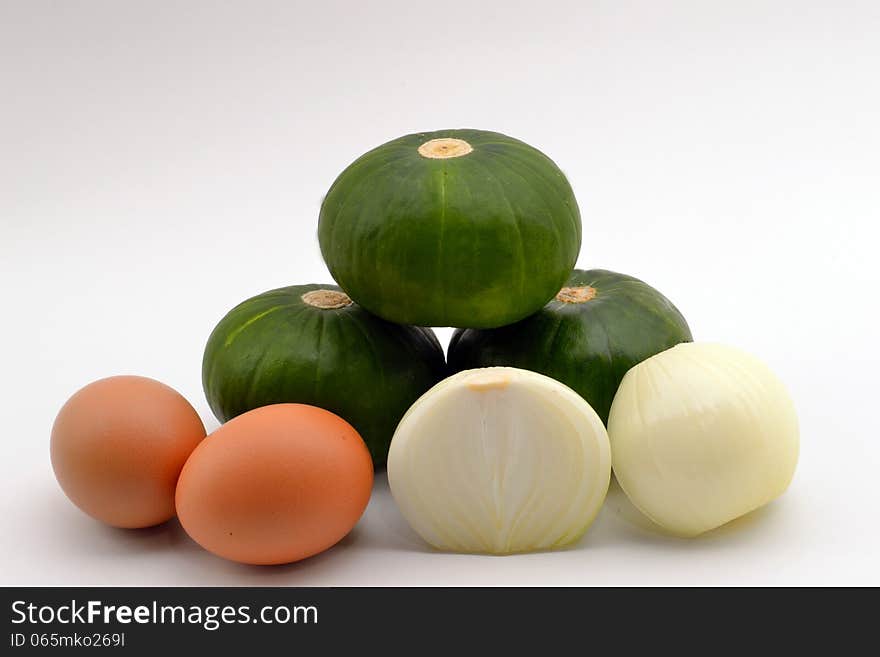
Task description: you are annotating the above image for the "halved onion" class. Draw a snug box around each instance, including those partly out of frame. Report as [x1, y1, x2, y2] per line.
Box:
[387, 367, 611, 554]
[608, 342, 799, 537]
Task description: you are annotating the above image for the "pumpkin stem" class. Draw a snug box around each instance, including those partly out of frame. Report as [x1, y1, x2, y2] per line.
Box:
[418, 138, 473, 159]
[556, 286, 597, 304]
[301, 289, 352, 309]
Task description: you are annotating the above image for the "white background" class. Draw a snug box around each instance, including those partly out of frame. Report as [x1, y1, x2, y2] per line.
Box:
[2, 0, 878, 586]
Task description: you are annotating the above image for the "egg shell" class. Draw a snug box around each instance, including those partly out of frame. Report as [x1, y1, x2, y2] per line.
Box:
[50, 375, 206, 528]
[175, 403, 374, 565]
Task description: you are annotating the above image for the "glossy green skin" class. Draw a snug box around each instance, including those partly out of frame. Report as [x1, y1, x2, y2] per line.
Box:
[202, 284, 447, 466]
[318, 129, 581, 328]
[448, 269, 692, 424]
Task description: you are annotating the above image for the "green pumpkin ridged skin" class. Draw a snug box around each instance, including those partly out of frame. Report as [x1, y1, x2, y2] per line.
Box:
[318, 129, 581, 328]
[447, 269, 693, 424]
[202, 284, 447, 466]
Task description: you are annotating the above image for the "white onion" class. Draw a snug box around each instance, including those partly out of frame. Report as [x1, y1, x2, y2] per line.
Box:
[387, 367, 611, 554]
[608, 342, 799, 537]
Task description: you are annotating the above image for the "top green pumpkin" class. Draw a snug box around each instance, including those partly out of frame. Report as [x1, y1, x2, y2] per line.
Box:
[447, 269, 693, 424]
[318, 129, 581, 328]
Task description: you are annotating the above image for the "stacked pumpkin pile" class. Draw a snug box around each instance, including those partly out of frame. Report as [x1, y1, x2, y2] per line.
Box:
[50, 130, 799, 565]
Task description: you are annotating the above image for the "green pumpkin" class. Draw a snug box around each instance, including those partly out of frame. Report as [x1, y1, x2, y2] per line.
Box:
[202, 284, 447, 466]
[447, 269, 693, 424]
[318, 129, 581, 328]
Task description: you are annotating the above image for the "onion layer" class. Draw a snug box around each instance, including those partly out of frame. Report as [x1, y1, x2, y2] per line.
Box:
[387, 367, 611, 554]
[608, 343, 799, 537]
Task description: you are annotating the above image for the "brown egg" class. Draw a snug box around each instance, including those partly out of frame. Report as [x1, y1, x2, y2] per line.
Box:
[175, 403, 373, 565]
[50, 376, 206, 528]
